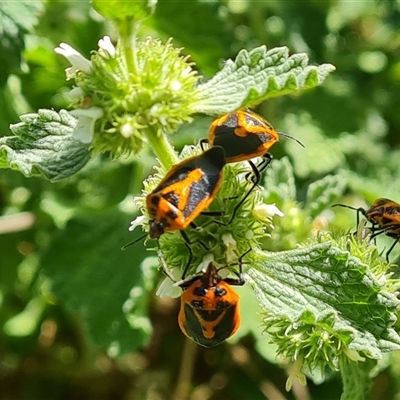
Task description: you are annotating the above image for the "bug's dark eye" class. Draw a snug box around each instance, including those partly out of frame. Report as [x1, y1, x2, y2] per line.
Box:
[191, 300, 204, 308]
[215, 287, 227, 297]
[194, 287, 207, 297]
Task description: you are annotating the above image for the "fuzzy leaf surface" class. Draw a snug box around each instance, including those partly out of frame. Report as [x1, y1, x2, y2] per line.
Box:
[246, 241, 400, 362]
[306, 174, 346, 219]
[0, 109, 91, 181]
[194, 46, 335, 115]
[340, 358, 375, 400]
[263, 157, 296, 205]
[0, 1, 43, 84]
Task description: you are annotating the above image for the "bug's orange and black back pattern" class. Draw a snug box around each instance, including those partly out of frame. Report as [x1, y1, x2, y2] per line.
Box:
[201, 110, 303, 223]
[332, 198, 400, 261]
[146, 146, 226, 239]
[365, 198, 400, 236]
[178, 263, 243, 347]
[208, 110, 280, 163]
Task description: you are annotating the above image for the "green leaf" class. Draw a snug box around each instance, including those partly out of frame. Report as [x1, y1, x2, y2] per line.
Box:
[282, 113, 346, 179]
[0, 109, 91, 181]
[41, 210, 156, 356]
[263, 157, 296, 205]
[246, 240, 400, 372]
[0, 1, 43, 85]
[92, 0, 156, 22]
[306, 174, 346, 219]
[340, 357, 375, 400]
[194, 46, 336, 115]
[152, 0, 232, 75]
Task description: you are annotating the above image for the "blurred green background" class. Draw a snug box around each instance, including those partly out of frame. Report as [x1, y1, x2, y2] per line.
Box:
[1, 1, 400, 399]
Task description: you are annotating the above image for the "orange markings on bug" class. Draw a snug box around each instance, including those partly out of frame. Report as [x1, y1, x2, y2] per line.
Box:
[332, 197, 400, 261]
[178, 262, 243, 347]
[207, 109, 280, 163]
[146, 146, 226, 239]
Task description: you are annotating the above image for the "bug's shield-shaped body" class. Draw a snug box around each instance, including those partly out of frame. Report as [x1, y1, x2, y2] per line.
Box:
[366, 198, 400, 237]
[146, 147, 226, 239]
[208, 110, 279, 163]
[178, 263, 241, 348]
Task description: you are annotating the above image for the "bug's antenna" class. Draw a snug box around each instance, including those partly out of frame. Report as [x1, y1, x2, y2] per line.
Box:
[331, 204, 359, 211]
[277, 131, 305, 148]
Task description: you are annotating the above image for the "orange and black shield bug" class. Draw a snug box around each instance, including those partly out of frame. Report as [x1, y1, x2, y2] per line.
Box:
[332, 198, 400, 261]
[178, 263, 243, 347]
[207, 110, 279, 163]
[146, 146, 226, 239]
[201, 110, 303, 222]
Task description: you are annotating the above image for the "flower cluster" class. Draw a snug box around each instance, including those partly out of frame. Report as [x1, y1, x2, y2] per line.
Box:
[55, 37, 199, 157]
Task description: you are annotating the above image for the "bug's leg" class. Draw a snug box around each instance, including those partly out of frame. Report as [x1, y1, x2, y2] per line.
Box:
[385, 237, 399, 263]
[228, 160, 260, 224]
[181, 243, 194, 280]
[121, 233, 147, 250]
[185, 225, 209, 250]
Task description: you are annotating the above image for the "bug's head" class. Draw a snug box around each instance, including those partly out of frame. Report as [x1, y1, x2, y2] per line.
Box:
[149, 219, 166, 239]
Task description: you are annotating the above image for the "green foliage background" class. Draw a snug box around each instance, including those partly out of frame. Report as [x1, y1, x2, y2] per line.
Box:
[1, 1, 400, 399]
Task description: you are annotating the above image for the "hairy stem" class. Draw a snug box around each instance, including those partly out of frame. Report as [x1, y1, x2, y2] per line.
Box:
[145, 125, 179, 169]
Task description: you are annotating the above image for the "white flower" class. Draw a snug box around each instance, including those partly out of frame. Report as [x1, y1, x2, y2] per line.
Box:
[68, 87, 85, 101]
[128, 215, 147, 232]
[156, 268, 182, 298]
[98, 36, 116, 57]
[70, 107, 103, 144]
[54, 43, 92, 80]
[222, 233, 237, 263]
[253, 203, 284, 219]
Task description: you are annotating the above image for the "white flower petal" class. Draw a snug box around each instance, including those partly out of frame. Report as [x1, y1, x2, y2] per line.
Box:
[55, 43, 92, 78]
[156, 277, 179, 298]
[222, 233, 237, 263]
[128, 215, 147, 232]
[253, 203, 284, 219]
[98, 36, 116, 57]
[68, 87, 85, 101]
[70, 107, 103, 144]
[156, 268, 182, 298]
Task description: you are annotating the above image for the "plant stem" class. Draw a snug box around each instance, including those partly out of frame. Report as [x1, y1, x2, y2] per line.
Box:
[118, 17, 138, 77]
[117, 18, 178, 168]
[171, 338, 198, 400]
[146, 126, 179, 169]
